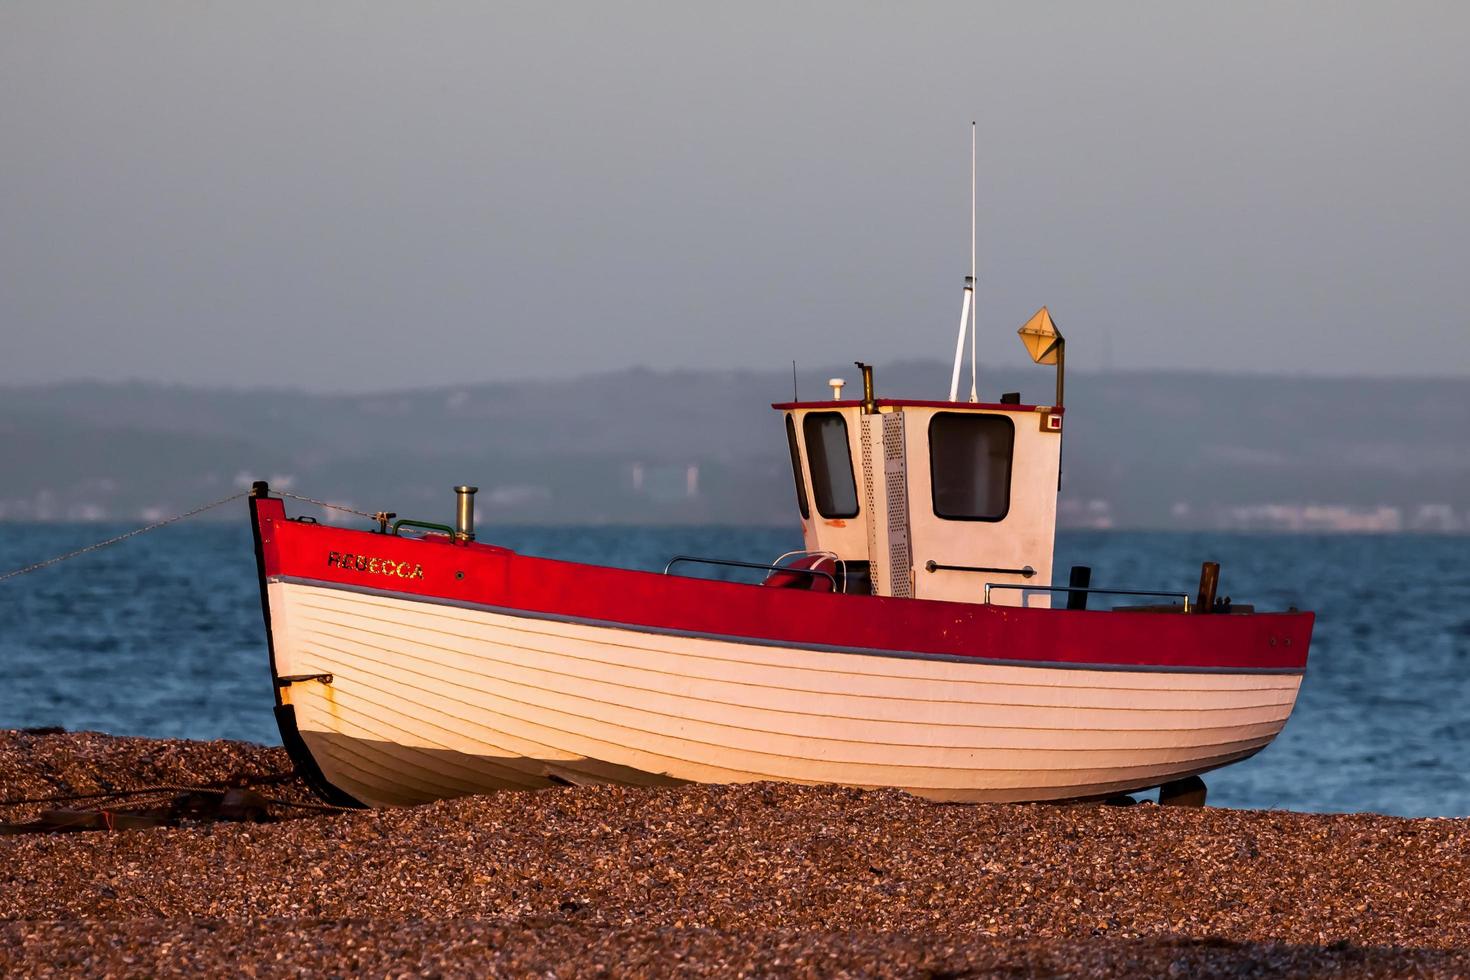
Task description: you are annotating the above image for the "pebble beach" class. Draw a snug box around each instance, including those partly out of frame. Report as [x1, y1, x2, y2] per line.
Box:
[2, 730, 1468, 978]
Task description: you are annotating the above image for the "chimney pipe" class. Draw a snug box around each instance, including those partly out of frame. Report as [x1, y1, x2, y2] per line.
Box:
[855, 361, 876, 414]
[454, 485, 479, 542]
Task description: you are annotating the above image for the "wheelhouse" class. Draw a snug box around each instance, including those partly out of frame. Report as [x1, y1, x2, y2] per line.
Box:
[773, 379, 1063, 607]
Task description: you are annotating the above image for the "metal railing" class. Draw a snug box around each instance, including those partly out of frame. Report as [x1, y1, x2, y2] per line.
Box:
[925, 560, 1036, 578]
[983, 582, 1192, 612]
[663, 555, 838, 590]
[774, 550, 847, 593]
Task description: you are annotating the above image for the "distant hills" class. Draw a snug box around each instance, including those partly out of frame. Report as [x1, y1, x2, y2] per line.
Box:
[1, 365, 1467, 531]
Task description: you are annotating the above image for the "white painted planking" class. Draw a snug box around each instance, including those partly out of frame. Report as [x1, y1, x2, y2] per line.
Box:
[268, 581, 1300, 806]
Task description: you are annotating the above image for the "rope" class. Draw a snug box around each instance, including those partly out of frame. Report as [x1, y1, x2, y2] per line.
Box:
[274, 490, 385, 523]
[0, 487, 390, 584]
[0, 491, 249, 583]
[0, 485, 383, 820]
[126, 784, 359, 813]
[0, 781, 359, 814]
[0, 772, 298, 807]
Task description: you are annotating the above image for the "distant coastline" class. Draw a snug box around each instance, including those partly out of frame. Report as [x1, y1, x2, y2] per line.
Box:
[2, 365, 1466, 529]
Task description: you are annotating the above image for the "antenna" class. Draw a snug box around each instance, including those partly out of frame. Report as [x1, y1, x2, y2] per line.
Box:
[792, 360, 799, 401]
[948, 122, 979, 402]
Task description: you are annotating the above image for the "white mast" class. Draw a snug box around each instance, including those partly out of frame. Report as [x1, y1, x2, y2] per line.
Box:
[968, 120, 978, 403]
[948, 122, 979, 402]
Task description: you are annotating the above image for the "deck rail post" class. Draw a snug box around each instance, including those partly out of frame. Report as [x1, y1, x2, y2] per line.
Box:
[1066, 565, 1092, 610]
[1195, 561, 1220, 614]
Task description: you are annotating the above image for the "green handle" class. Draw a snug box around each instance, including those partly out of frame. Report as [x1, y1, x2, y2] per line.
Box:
[392, 518, 457, 538]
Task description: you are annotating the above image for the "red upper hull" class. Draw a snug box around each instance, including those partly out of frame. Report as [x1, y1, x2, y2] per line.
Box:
[253, 497, 1311, 674]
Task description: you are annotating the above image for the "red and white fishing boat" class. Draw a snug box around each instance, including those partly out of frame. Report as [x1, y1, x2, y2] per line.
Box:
[249, 335, 1311, 808]
[249, 140, 1310, 807]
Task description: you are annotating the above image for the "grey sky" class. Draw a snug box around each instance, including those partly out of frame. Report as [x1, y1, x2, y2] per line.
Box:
[2, 2, 1467, 391]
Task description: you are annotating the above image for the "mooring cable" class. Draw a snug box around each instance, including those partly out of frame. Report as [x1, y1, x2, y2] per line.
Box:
[0, 487, 386, 822]
[272, 489, 385, 523]
[0, 772, 296, 808]
[0, 491, 249, 583]
[0, 781, 358, 814]
[0, 487, 387, 583]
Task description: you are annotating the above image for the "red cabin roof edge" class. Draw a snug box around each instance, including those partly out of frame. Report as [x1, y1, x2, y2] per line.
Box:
[770, 398, 1064, 414]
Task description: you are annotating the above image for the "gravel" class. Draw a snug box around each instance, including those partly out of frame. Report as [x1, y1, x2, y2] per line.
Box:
[3, 730, 1467, 977]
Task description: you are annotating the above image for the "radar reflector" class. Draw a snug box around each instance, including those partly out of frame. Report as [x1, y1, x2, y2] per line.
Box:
[1017, 307, 1064, 365]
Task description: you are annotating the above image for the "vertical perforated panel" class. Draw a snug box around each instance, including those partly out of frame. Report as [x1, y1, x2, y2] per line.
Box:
[860, 418, 880, 595]
[882, 412, 912, 597]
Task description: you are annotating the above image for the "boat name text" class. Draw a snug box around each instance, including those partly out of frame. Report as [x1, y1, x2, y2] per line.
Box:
[327, 551, 425, 580]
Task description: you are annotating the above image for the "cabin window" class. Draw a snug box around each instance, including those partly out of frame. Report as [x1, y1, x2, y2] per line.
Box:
[802, 412, 859, 518]
[785, 414, 810, 519]
[929, 413, 1014, 521]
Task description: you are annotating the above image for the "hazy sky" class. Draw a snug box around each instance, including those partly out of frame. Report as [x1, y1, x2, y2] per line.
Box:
[3, 2, 1467, 391]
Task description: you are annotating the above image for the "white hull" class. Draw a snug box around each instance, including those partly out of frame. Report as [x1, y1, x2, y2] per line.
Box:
[267, 580, 1301, 807]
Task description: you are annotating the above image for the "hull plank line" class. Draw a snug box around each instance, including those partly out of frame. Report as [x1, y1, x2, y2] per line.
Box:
[301, 623, 1294, 756]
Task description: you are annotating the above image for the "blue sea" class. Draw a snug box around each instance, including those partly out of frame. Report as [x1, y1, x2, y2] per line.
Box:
[1, 521, 1466, 817]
